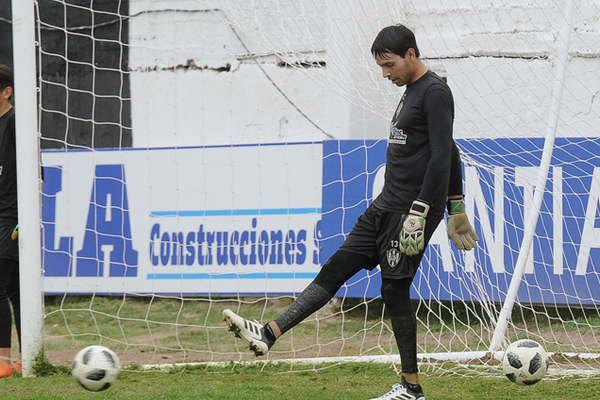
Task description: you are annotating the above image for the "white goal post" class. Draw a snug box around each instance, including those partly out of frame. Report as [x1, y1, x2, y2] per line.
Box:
[11, 0, 43, 377]
[489, 0, 575, 353]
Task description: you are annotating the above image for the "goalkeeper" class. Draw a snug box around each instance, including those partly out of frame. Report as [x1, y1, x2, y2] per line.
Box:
[223, 25, 478, 400]
[0, 64, 22, 378]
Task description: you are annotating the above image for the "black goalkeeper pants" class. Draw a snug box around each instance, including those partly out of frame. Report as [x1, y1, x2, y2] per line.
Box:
[313, 250, 420, 373]
[0, 258, 20, 349]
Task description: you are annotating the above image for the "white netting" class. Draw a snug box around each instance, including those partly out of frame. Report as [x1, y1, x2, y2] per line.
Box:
[26, 0, 600, 376]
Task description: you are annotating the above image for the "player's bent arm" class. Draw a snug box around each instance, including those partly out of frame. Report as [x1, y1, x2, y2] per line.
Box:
[416, 85, 454, 207]
[399, 85, 453, 256]
[448, 142, 463, 199]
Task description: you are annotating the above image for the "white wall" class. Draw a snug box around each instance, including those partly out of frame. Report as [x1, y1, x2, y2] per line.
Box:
[128, 0, 600, 146]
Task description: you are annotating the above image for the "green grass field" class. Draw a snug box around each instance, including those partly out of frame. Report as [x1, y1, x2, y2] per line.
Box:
[39, 295, 600, 367]
[1, 363, 599, 400]
[3, 296, 598, 399]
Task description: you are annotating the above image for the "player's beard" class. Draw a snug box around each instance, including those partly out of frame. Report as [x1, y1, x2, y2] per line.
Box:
[393, 75, 408, 86]
[392, 69, 412, 86]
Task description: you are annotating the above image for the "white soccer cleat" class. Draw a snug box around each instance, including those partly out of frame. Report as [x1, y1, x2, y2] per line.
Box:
[222, 309, 274, 356]
[368, 381, 425, 400]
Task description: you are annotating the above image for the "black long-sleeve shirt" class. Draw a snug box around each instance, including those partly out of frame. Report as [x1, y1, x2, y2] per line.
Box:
[449, 142, 463, 198]
[374, 71, 461, 217]
[0, 108, 17, 224]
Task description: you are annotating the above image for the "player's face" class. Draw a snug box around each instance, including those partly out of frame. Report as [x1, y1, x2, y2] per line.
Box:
[375, 51, 415, 87]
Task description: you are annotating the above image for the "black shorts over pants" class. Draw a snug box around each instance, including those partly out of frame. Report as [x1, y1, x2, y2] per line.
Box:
[338, 204, 443, 279]
[0, 224, 18, 262]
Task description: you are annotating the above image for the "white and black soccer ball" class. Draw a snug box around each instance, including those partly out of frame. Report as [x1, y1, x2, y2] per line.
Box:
[72, 345, 121, 391]
[502, 339, 549, 385]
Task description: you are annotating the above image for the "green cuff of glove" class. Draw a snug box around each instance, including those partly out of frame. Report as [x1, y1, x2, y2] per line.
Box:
[447, 198, 465, 215]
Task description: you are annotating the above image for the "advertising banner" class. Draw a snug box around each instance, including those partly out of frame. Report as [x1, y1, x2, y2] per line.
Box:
[42, 138, 600, 305]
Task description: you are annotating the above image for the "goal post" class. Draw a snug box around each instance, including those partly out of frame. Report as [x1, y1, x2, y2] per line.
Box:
[489, 0, 576, 353]
[11, 0, 44, 378]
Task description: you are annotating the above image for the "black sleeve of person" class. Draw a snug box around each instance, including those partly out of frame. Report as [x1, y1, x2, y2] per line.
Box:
[448, 141, 463, 197]
[417, 85, 454, 206]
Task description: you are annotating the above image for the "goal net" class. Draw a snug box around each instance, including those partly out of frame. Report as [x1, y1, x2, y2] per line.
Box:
[13, 0, 600, 375]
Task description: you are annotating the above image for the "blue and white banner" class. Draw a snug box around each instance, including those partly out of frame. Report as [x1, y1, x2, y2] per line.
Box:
[320, 138, 600, 305]
[41, 142, 322, 295]
[41, 138, 600, 304]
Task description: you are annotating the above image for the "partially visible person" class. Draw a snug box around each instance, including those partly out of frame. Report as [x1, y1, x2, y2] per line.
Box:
[0, 64, 21, 378]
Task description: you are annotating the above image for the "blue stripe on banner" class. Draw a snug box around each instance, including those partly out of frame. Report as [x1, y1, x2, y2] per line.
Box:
[149, 208, 321, 217]
[147, 273, 318, 280]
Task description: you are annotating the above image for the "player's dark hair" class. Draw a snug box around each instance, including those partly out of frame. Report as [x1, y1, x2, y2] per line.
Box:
[371, 24, 420, 58]
[0, 64, 13, 91]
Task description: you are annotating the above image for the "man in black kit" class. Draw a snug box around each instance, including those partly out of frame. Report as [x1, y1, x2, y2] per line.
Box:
[0, 64, 21, 378]
[222, 25, 478, 399]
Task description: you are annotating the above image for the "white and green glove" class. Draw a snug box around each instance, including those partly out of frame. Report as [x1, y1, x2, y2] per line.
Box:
[11, 224, 18, 241]
[447, 198, 478, 250]
[399, 200, 430, 256]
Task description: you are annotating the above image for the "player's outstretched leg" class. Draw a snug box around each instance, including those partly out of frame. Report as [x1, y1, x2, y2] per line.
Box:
[368, 377, 425, 400]
[223, 250, 367, 357]
[222, 309, 275, 356]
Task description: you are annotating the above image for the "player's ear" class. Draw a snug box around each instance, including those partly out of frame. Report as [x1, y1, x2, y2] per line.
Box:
[1, 86, 12, 100]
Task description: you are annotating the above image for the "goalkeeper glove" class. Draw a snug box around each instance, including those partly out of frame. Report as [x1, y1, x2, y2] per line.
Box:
[447, 198, 478, 250]
[399, 200, 430, 256]
[10, 224, 18, 241]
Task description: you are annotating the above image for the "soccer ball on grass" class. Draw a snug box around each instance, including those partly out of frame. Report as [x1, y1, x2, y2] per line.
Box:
[72, 345, 121, 391]
[501, 339, 549, 385]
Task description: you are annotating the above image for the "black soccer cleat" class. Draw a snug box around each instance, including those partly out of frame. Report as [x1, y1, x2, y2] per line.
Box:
[223, 309, 275, 356]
